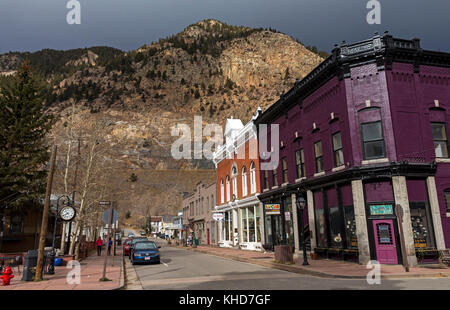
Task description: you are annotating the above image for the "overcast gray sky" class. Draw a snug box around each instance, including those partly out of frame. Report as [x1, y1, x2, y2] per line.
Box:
[0, 0, 449, 54]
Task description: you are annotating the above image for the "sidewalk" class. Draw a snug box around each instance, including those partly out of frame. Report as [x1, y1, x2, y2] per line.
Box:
[1, 248, 123, 290]
[180, 244, 450, 279]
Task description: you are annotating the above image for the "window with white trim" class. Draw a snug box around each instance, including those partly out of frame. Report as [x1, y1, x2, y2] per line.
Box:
[242, 165, 248, 197]
[250, 161, 256, 194]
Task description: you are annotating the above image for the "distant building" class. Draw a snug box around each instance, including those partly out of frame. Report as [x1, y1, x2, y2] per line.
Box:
[180, 182, 217, 245]
[150, 216, 163, 235]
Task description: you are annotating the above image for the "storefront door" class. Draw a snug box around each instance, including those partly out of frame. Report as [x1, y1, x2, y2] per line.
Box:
[373, 220, 398, 264]
[207, 229, 210, 245]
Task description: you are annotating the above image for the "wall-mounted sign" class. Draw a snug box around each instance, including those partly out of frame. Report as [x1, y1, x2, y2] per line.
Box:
[265, 204, 281, 215]
[370, 204, 393, 216]
[284, 212, 291, 221]
[212, 213, 225, 221]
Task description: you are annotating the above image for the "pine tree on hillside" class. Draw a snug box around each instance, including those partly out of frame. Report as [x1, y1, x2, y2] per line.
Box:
[0, 61, 54, 211]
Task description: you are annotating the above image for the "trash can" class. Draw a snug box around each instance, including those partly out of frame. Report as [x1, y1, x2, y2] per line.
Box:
[22, 250, 38, 281]
[194, 238, 199, 246]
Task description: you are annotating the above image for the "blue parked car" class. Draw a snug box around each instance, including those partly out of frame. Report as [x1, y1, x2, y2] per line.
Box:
[131, 241, 161, 265]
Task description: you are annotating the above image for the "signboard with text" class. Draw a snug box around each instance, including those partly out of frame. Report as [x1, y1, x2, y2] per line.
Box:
[212, 213, 225, 221]
[370, 204, 393, 216]
[265, 204, 281, 215]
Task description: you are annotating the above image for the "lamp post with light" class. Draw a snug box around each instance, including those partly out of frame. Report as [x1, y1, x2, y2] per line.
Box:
[296, 197, 309, 266]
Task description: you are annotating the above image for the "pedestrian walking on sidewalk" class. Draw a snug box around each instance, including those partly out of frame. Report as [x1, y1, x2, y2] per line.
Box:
[96, 237, 103, 256]
[107, 238, 112, 255]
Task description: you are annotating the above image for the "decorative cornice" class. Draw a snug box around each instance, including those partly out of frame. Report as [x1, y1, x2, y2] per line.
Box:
[255, 33, 450, 126]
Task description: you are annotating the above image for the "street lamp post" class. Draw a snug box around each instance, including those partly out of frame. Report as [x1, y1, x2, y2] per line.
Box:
[296, 197, 309, 266]
[47, 195, 71, 274]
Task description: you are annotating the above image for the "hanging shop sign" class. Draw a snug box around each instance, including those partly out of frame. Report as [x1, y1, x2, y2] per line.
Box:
[265, 204, 281, 215]
[370, 204, 393, 216]
[212, 213, 225, 221]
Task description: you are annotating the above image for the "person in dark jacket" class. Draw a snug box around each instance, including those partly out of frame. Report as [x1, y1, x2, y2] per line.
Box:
[107, 238, 113, 255]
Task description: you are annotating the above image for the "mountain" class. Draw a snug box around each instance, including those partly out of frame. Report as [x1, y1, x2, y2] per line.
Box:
[0, 19, 324, 218]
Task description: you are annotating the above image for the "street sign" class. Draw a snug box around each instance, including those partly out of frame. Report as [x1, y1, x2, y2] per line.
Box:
[102, 209, 118, 224]
[212, 213, 224, 221]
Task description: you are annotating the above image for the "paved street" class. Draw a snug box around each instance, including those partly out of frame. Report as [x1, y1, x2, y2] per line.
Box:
[129, 238, 450, 290]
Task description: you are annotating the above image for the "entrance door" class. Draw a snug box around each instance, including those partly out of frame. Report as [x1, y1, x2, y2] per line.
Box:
[207, 229, 210, 245]
[373, 220, 398, 264]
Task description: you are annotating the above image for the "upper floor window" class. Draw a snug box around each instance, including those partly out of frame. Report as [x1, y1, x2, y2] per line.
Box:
[211, 195, 215, 210]
[282, 157, 288, 184]
[361, 121, 386, 160]
[272, 167, 278, 187]
[250, 161, 256, 194]
[226, 175, 230, 202]
[332, 132, 344, 167]
[431, 122, 449, 158]
[314, 141, 324, 173]
[242, 165, 248, 197]
[264, 170, 269, 189]
[445, 190, 450, 212]
[231, 166, 238, 200]
[220, 178, 224, 204]
[295, 149, 305, 178]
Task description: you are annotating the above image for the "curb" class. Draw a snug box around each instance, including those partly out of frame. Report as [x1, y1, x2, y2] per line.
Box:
[115, 254, 126, 290]
[178, 246, 450, 280]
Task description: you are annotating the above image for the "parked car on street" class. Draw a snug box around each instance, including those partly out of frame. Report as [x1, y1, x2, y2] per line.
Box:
[128, 232, 135, 238]
[140, 230, 146, 236]
[123, 238, 132, 256]
[131, 241, 161, 265]
[129, 237, 148, 259]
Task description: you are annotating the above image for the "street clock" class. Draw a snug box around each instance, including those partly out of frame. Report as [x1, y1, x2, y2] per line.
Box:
[59, 205, 76, 221]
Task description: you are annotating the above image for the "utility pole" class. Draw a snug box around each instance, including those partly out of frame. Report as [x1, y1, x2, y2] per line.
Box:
[100, 201, 114, 281]
[35, 145, 57, 281]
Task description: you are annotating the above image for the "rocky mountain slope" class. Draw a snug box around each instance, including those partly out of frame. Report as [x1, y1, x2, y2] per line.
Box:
[0, 19, 324, 217]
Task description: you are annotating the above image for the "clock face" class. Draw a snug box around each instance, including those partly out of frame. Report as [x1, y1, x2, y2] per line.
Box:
[60, 206, 76, 221]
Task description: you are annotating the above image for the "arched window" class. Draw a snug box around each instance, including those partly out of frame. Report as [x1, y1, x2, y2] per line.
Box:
[250, 161, 256, 194]
[226, 175, 230, 202]
[242, 165, 248, 197]
[231, 166, 238, 200]
[220, 178, 225, 204]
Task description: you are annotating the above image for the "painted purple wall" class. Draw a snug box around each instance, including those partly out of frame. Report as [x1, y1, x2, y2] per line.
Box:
[386, 62, 450, 247]
[364, 180, 394, 203]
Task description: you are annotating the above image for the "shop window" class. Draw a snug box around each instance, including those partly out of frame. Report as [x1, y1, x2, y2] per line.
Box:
[343, 206, 358, 249]
[328, 206, 344, 248]
[431, 122, 449, 158]
[361, 121, 386, 159]
[272, 168, 278, 187]
[224, 211, 232, 241]
[314, 141, 323, 173]
[255, 207, 261, 242]
[211, 195, 214, 210]
[410, 202, 436, 249]
[242, 166, 248, 197]
[332, 132, 344, 167]
[445, 190, 450, 212]
[242, 209, 248, 243]
[250, 162, 257, 194]
[314, 201, 328, 247]
[282, 157, 288, 183]
[248, 207, 256, 242]
[295, 149, 305, 178]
